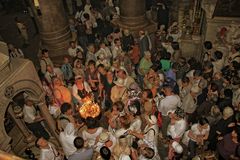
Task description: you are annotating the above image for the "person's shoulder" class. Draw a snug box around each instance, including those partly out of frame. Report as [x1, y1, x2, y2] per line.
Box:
[191, 123, 198, 130]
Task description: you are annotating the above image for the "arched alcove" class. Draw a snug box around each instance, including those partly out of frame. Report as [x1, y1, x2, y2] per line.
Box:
[0, 78, 57, 154]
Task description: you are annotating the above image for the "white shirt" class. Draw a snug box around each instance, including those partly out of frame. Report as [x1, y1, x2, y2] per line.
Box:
[39, 143, 62, 160]
[143, 124, 159, 155]
[212, 58, 224, 74]
[23, 104, 36, 123]
[167, 118, 187, 139]
[157, 95, 181, 116]
[59, 123, 77, 157]
[95, 47, 112, 60]
[68, 45, 84, 57]
[129, 117, 142, 133]
[82, 127, 104, 147]
[182, 123, 210, 145]
[181, 93, 197, 114]
[112, 46, 122, 59]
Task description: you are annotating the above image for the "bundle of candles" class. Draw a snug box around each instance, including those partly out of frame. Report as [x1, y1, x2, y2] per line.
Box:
[79, 96, 101, 119]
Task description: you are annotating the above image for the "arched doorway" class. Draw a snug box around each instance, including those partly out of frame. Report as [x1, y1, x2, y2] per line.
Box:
[4, 91, 35, 155]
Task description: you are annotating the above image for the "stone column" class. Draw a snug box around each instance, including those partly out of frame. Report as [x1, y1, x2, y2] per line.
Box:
[113, 0, 157, 36]
[36, 0, 71, 57]
[119, 0, 146, 28]
[38, 101, 59, 140]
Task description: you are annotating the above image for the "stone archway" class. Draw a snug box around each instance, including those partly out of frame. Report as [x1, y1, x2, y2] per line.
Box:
[0, 79, 58, 154]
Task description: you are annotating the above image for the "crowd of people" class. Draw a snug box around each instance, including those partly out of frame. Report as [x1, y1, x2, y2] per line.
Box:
[7, 0, 240, 160]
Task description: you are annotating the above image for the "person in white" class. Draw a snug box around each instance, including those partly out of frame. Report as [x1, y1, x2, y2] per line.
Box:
[167, 108, 187, 159]
[82, 117, 104, 147]
[36, 137, 63, 160]
[59, 123, 77, 157]
[68, 41, 84, 58]
[45, 65, 64, 85]
[128, 115, 160, 159]
[95, 42, 112, 62]
[40, 49, 54, 75]
[23, 97, 49, 140]
[111, 38, 122, 59]
[157, 85, 181, 137]
[167, 108, 187, 140]
[181, 86, 201, 114]
[182, 117, 210, 159]
[212, 51, 224, 74]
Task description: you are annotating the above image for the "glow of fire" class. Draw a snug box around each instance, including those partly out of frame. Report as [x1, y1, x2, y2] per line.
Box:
[79, 96, 100, 119]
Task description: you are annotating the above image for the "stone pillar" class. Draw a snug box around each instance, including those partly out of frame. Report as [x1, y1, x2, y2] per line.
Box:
[119, 0, 146, 28]
[113, 0, 157, 36]
[37, 0, 71, 57]
[38, 101, 59, 140]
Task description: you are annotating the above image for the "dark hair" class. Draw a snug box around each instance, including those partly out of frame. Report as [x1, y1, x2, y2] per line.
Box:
[182, 76, 190, 84]
[114, 28, 120, 33]
[97, 64, 105, 69]
[119, 115, 131, 129]
[60, 103, 72, 114]
[204, 41, 212, 50]
[179, 57, 186, 64]
[83, 13, 90, 20]
[143, 89, 153, 99]
[42, 49, 48, 54]
[234, 44, 240, 52]
[85, 117, 99, 129]
[193, 70, 202, 77]
[150, 65, 159, 72]
[162, 52, 171, 60]
[198, 117, 209, 126]
[224, 89, 233, 98]
[35, 138, 41, 148]
[172, 62, 180, 70]
[143, 147, 155, 159]
[100, 146, 111, 160]
[88, 60, 96, 66]
[172, 42, 179, 50]
[232, 126, 240, 143]
[214, 51, 223, 60]
[114, 38, 120, 44]
[210, 83, 218, 92]
[73, 137, 84, 149]
[128, 100, 141, 116]
[204, 61, 213, 69]
[113, 101, 124, 112]
[187, 57, 202, 70]
[167, 36, 174, 43]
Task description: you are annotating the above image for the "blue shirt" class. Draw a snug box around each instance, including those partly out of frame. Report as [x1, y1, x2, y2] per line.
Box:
[68, 148, 94, 160]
